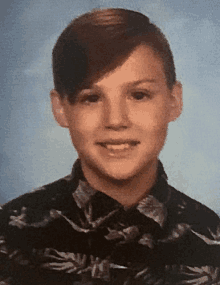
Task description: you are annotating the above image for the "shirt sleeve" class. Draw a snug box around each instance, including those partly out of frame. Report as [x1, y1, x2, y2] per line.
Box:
[168, 221, 220, 284]
[0, 204, 23, 285]
[0, 235, 14, 285]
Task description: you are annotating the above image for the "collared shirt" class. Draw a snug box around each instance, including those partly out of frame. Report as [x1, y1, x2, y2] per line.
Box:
[0, 159, 219, 284]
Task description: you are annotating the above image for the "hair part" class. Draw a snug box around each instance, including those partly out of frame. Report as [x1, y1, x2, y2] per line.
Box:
[52, 8, 176, 103]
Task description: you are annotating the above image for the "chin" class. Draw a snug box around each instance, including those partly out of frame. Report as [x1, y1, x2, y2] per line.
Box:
[105, 172, 135, 182]
[100, 163, 144, 182]
[104, 156, 159, 181]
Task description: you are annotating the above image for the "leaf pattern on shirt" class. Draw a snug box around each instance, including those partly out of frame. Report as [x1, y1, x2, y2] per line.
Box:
[0, 236, 7, 255]
[41, 248, 127, 280]
[8, 207, 27, 229]
[138, 233, 154, 249]
[55, 207, 118, 233]
[137, 195, 167, 227]
[42, 249, 87, 273]
[8, 207, 60, 229]
[105, 226, 140, 244]
[209, 224, 220, 241]
[159, 223, 191, 243]
[191, 230, 220, 246]
[176, 266, 220, 284]
[0, 159, 219, 284]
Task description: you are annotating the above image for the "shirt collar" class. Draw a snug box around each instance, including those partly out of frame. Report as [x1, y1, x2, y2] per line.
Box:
[71, 159, 168, 228]
[72, 180, 97, 209]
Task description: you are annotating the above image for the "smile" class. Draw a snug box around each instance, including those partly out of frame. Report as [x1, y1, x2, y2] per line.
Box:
[104, 143, 131, 150]
[97, 140, 140, 156]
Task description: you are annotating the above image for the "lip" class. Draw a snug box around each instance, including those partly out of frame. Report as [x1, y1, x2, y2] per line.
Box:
[96, 139, 140, 158]
[97, 139, 140, 146]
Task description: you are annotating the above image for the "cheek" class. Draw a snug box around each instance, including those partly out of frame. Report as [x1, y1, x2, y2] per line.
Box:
[67, 109, 101, 145]
[131, 104, 169, 133]
[131, 103, 169, 153]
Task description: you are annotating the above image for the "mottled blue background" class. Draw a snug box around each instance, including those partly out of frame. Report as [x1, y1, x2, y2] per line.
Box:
[1, 0, 220, 215]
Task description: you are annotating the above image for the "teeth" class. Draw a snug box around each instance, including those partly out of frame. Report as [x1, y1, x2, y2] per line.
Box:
[105, 143, 130, 150]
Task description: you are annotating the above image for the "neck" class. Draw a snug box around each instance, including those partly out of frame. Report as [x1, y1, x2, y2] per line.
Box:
[81, 159, 158, 208]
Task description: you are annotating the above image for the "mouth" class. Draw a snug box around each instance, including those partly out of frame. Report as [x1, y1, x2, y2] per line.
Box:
[97, 140, 140, 155]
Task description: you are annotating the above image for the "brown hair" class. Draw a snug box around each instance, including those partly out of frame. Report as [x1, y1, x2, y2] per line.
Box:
[52, 8, 176, 103]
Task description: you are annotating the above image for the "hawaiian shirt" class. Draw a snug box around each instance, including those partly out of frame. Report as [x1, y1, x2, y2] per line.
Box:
[0, 159, 219, 284]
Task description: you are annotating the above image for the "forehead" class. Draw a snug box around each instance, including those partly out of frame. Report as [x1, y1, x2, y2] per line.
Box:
[93, 44, 166, 90]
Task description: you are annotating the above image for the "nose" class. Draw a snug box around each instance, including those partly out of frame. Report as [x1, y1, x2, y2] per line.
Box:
[104, 98, 130, 130]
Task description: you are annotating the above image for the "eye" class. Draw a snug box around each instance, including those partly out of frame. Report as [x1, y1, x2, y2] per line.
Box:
[79, 94, 101, 104]
[85, 94, 100, 103]
[131, 91, 151, 100]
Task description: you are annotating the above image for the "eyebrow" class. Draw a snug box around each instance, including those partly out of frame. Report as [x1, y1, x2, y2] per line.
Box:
[91, 78, 157, 90]
[128, 78, 157, 86]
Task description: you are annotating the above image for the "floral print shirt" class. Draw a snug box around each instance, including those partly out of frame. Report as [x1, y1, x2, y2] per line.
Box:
[0, 159, 219, 284]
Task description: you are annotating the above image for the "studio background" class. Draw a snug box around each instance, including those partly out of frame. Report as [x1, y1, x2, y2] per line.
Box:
[1, 0, 220, 215]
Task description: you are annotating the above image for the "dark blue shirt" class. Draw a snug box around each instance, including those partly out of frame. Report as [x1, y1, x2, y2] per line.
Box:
[0, 160, 219, 284]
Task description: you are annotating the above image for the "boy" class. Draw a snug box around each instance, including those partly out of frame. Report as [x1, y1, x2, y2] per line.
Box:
[0, 8, 219, 285]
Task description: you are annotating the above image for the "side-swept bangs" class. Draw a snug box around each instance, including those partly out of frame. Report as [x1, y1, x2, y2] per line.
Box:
[52, 8, 176, 103]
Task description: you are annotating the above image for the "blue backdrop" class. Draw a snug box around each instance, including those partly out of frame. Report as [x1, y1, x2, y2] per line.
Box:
[1, 0, 220, 215]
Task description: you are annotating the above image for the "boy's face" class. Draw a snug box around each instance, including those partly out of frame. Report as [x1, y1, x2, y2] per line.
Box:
[51, 45, 182, 182]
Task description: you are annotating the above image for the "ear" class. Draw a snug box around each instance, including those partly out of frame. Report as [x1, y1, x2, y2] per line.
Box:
[50, 89, 69, 128]
[168, 81, 183, 122]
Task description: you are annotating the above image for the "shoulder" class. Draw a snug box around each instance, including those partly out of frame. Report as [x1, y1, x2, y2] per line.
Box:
[165, 185, 220, 249]
[167, 185, 219, 225]
[155, 161, 220, 230]
[0, 173, 79, 282]
[1, 159, 83, 215]
[3, 174, 72, 208]
[156, 184, 220, 266]
[0, 172, 79, 234]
